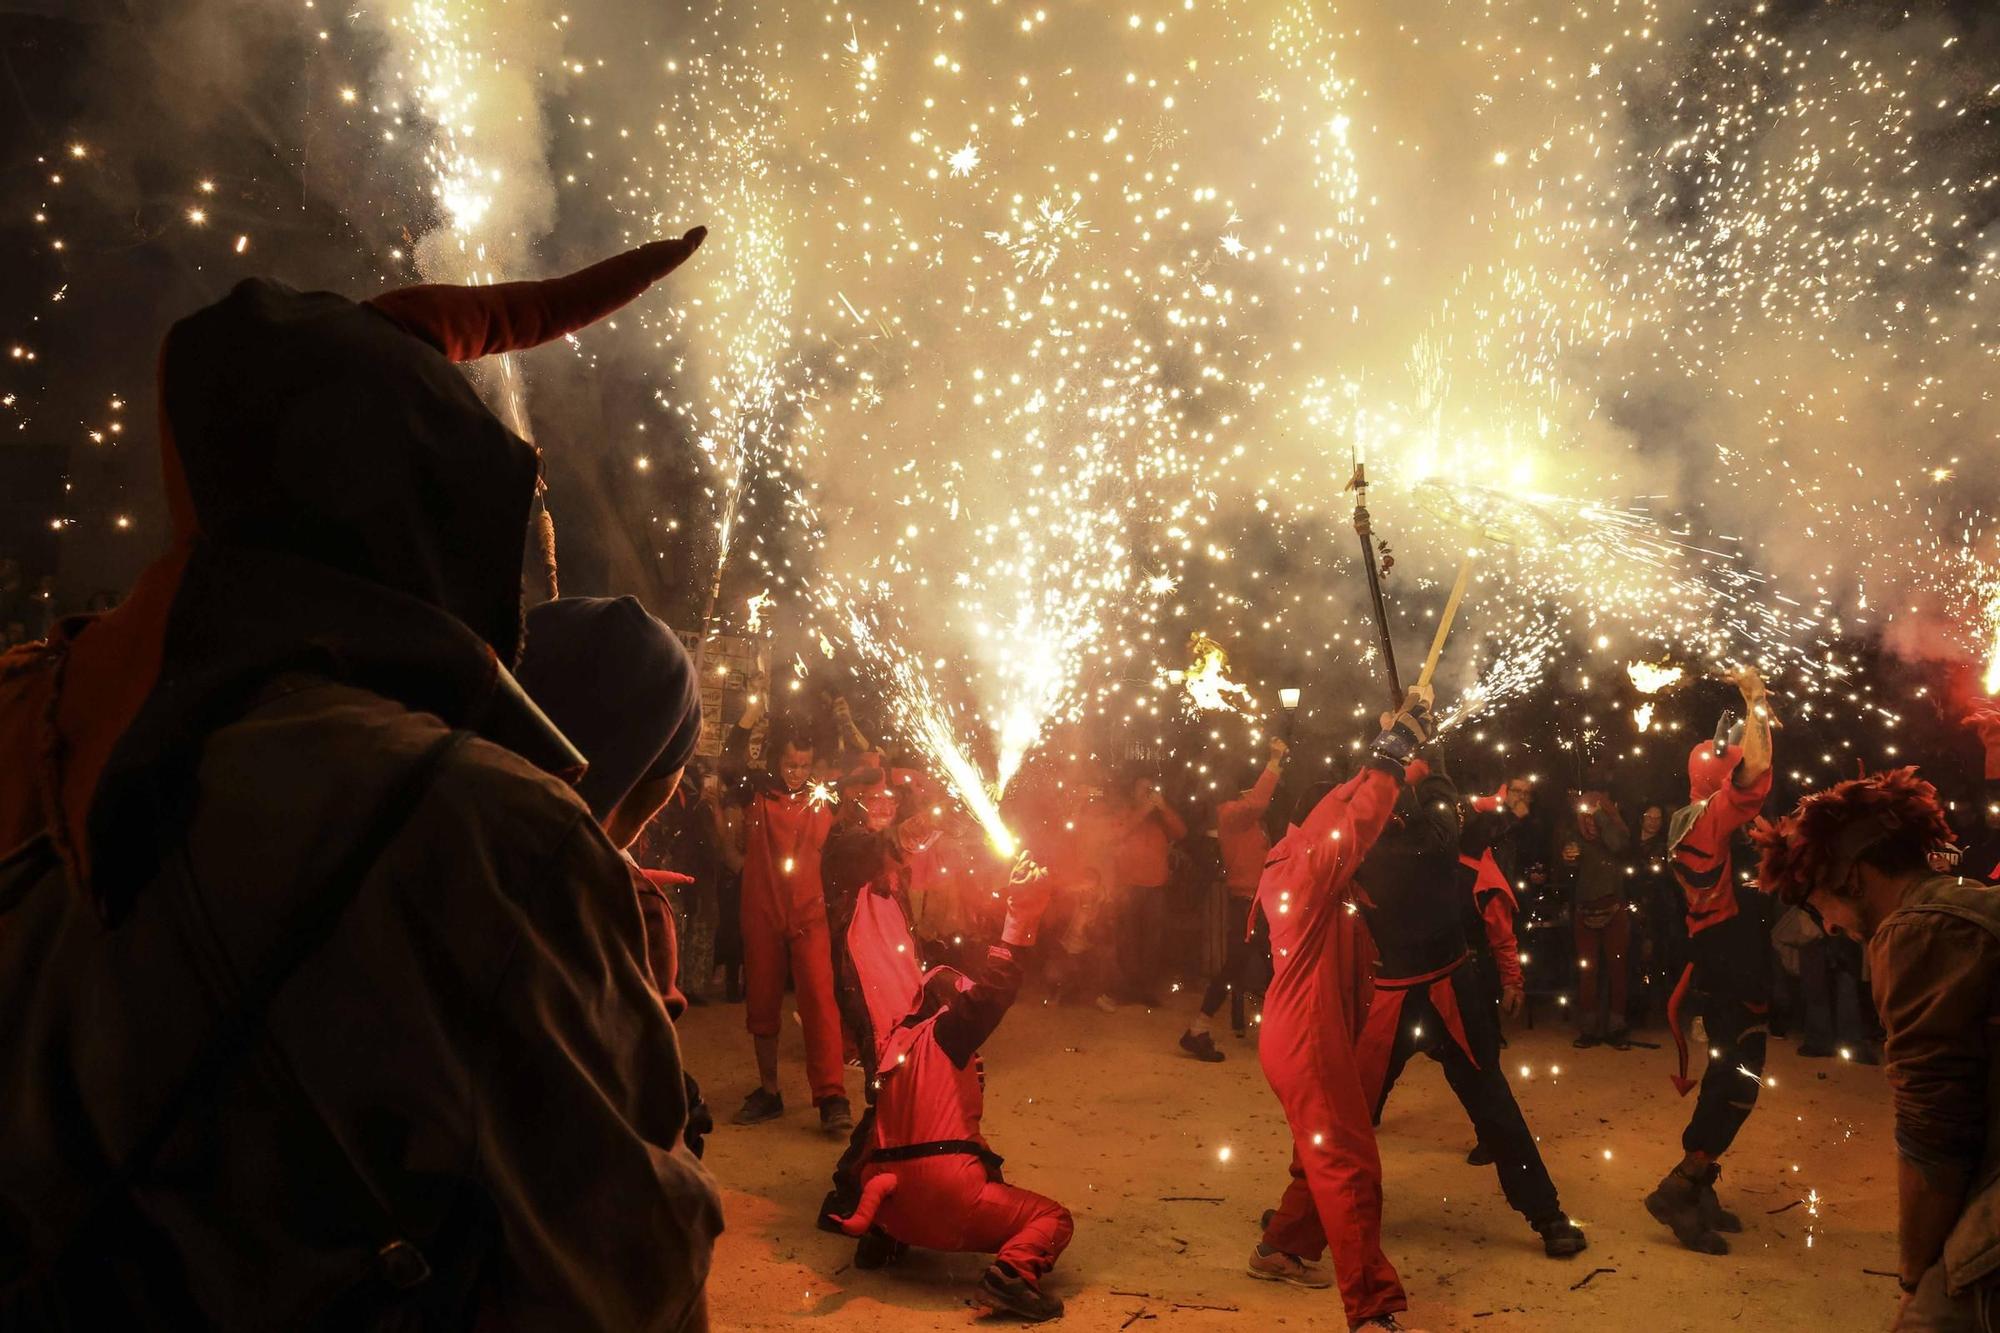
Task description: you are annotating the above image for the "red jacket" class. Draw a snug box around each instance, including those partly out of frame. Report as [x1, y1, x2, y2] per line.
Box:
[1217, 764, 1281, 896]
[1461, 851, 1522, 991]
[1114, 800, 1188, 889]
[1671, 763, 1772, 935]
[742, 782, 836, 932]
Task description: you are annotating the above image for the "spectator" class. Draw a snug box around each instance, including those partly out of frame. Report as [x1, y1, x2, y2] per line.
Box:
[1111, 770, 1188, 1007]
[1181, 737, 1288, 1060]
[1753, 767, 1995, 1328]
[1567, 791, 1633, 1049]
[0, 236, 722, 1326]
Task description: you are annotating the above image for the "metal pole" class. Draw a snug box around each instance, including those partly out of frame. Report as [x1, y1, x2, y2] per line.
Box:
[1349, 461, 1404, 711]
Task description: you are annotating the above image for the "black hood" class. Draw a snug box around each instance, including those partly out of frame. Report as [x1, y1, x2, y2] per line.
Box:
[515, 596, 702, 821]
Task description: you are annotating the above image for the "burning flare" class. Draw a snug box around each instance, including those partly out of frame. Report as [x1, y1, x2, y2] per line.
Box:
[1168, 632, 1258, 717]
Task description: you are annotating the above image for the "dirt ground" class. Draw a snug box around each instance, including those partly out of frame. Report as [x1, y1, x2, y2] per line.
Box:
[684, 990, 1899, 1331]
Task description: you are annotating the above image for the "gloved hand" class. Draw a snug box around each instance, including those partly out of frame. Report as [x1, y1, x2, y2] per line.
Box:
[1369, 684, 1435, 777]
[1000, 855, 1054, 947]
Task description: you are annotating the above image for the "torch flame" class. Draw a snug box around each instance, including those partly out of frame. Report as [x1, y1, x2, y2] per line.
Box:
[1169, 631, 1258, 716]
[1626, 661, 1686, 696]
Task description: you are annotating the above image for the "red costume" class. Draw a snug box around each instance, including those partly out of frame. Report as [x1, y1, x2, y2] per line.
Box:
[832, 869, 1073, 1318]
[1255, 760, 1411, 1327]
[1218, 763, 1282, 896]
[1463, 850, 1524, 992]
[739, 777, 845, 1106]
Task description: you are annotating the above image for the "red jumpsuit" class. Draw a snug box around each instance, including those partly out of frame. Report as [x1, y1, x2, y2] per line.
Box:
[834, 892, 1073, 1282]
[740, 779, 844, 1106]
[1256, 761, 1410, 1327]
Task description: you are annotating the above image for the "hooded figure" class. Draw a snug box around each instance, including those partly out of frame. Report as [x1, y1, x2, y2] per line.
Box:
[513, 595, 713, 1156]
[1349, 769, 1587, 1261]
[0, 233, 723, 1328]
[826, 854, 1073, 1324]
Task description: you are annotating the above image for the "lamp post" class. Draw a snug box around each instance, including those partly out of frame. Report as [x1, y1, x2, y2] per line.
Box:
[1279, 686, 1301, 741]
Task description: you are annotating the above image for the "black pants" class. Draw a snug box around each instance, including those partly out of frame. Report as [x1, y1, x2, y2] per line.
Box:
[1116, 884, 1166, 1003]
[1682, 906, 1770, 1158]
[1375, 968, 1562, 1225]
[1198, 896, 1259, 1022]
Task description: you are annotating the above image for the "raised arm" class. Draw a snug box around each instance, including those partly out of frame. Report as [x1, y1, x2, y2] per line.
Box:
[1732, 665, 1773, 788]
[932, 859, 1050, 1066]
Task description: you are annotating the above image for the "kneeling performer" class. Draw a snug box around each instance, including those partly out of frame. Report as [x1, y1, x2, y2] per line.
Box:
[831, 856, 1073, 1322]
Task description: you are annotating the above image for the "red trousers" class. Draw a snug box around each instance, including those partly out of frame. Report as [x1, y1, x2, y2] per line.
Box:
[862, 1154, 1073, 1279]
[1259, 989, 1406, 1324]
[1574, 908, 1631, 1038]
[742, 908, 846, 1105]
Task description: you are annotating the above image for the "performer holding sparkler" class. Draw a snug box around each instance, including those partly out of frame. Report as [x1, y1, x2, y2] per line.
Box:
[1644, 666, 1775, 1254]
[1350, 764, 1589, 1260]
[724, 696, 852, 1133]
[828, 855, 1074, 1323]
[1247, 685, 1433, 1333]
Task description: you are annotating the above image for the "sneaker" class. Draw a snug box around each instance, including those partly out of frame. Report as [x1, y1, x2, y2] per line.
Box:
[1465, 1143, 1494, 1166]
[1180, 1030, 1226, 1063]
[1094, 994, 1119, 1013]
[1693, 1162, 1743, 1234]
[1354, 1318, 1426, 1332]
[820, 1096, 855, 1134]
[975, 1261, 1063, 1322]
[733, 1087, 784, 1125]
[853, 1228, 906, 1270]
[1247, 1244, 1333, 1289]
[1572, 1032, 1601, 1049]
[1534, 1212, 1589, 1257]
[1644, 1164, 1728, 1254]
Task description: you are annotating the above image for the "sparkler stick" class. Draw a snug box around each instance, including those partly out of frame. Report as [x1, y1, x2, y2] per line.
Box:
[1415, 554, 1476, 691]
[1347, 460, 1404, 711]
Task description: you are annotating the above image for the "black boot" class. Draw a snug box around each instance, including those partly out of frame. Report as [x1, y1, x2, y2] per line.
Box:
[1534, 1212, 1588, 1257]
[1645, 1164, 1728, 1254]
[853, 1228, 906, 1270]
[976, 1261, 1063, 1322]
[1694, 1162, 1743, 1234]
[1466, 1142, 1494, 1166]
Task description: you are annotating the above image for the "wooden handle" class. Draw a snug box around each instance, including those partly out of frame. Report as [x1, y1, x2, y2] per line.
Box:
[1416, 555, 1477, 690]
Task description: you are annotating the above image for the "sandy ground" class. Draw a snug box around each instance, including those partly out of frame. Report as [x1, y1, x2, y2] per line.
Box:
[683, 989, 1899, 1331]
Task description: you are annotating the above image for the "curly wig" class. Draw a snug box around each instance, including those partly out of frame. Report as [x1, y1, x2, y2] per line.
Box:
[1752, 766, 1954, 905]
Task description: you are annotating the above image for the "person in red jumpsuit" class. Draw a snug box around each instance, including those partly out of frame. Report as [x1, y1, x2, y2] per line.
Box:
[1644, 667, 1775, 1254]
[725, 704, 850, 1133]
[1248, 687, 1433, 1333]
[830, 856, 1074, 1323]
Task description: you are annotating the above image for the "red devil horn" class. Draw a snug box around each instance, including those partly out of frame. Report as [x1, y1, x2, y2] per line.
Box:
[368, 227, 706, 362]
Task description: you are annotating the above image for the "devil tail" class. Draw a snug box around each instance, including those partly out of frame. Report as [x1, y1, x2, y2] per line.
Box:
[1666, 962, 1697, 1095]
[833, 1172, 899, 1237]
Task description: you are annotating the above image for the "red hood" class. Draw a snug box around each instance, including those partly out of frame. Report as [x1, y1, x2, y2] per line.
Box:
[1688, 739, 1744, 802]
